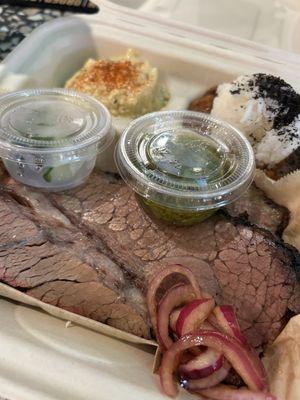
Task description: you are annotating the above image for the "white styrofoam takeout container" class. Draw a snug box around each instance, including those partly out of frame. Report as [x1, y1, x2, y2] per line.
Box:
[0, 297, 190, 400]
[1, 0, 300, 94]
[104, 0, 300, 53]
[1, 0, 300, 149]
[1, 1, 300, 399]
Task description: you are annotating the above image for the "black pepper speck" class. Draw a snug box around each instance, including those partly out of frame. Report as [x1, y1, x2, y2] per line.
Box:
[229, 73, 300, 144]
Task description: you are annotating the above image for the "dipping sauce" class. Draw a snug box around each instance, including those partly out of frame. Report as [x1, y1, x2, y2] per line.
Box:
[0, 89, 114, 191]
[115, 110, 255, 225]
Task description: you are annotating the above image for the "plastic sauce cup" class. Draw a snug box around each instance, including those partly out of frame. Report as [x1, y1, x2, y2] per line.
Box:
[0, 88, 114, 191]
[115, 110, 255, 225]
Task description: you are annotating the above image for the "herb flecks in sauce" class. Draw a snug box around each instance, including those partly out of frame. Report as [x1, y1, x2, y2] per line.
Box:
[137, 129, 229, 225]
[136, 194, 216, 226]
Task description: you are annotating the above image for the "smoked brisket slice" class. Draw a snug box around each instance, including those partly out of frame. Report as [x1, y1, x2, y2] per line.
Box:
[0, 172, 299, 351]
[0, 190, 150, 338]
[50, 173, 299, 350]
[188, 86, 216, 113]
[224, 184, 289, 236]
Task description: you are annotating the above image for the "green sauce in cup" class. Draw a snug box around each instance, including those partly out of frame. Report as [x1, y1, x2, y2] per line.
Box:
[136, 194, 216, 225]
[115, 110, 255, 226]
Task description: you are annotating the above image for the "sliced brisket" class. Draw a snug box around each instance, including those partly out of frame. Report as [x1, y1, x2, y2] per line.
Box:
[224, 184, 289, 236]
[0, 172, 299, 351]
[50, 174, 300, 350]
[0, 190, 149, 338]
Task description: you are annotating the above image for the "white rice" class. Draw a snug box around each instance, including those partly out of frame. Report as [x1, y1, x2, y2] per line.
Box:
[211, 74, 300, 166]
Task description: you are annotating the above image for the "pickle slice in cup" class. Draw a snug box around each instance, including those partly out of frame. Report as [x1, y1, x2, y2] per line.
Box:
[0, 88, 113, 191]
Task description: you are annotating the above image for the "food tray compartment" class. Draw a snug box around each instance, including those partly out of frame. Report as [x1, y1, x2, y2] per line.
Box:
[0, 9, 299, 400]
[0, 297, 190, 400]
[102, 0, 300, 53]
[1, 11, 300, 100]
[0, 3, 300, 344]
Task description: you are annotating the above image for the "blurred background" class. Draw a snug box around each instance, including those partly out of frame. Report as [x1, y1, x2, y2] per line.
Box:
[1, 0, 300, 62]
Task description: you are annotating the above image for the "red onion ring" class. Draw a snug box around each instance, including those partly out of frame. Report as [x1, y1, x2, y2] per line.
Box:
[170, 307, 215, 335]
[184, 361, 231, 391]
[146, 264, 201, 334]
[179, 348, 223, 379]
[169, 307, 182, 333]
[176, 298, 215, 337]
[170, 309, 216, 356]
[159, 330, 267, 397]
[157, 283, 197, 350]
[212, 306, 266, 379]
[213, 306, 247, 345]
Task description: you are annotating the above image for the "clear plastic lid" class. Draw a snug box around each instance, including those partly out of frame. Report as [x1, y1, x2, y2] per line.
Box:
[115, 110, 255, 210]
[0, 88, 113, 165]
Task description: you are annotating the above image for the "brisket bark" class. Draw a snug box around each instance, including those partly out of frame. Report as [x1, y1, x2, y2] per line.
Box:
[224, 184, 289, 236]
[0, 172, 299, 351]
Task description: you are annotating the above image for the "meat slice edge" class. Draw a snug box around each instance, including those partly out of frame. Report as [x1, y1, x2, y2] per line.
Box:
[224, 184, 289, 236]
[0, 190, 150, 338]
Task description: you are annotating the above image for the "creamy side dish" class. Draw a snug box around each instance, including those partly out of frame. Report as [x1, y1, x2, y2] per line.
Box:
[65, 49, 170, 117]
[211, 74, 300, 167]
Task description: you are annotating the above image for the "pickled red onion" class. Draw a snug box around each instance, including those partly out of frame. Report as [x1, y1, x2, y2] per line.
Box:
[176, 298, 215, 337]
[179, 348, 223, 379]
[146, 264, 201, 333]
[184, 362, 231, 391]
[159, 330, 267, 397]
[157, 283, 196, 350]
[213, 306, 247, 346]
